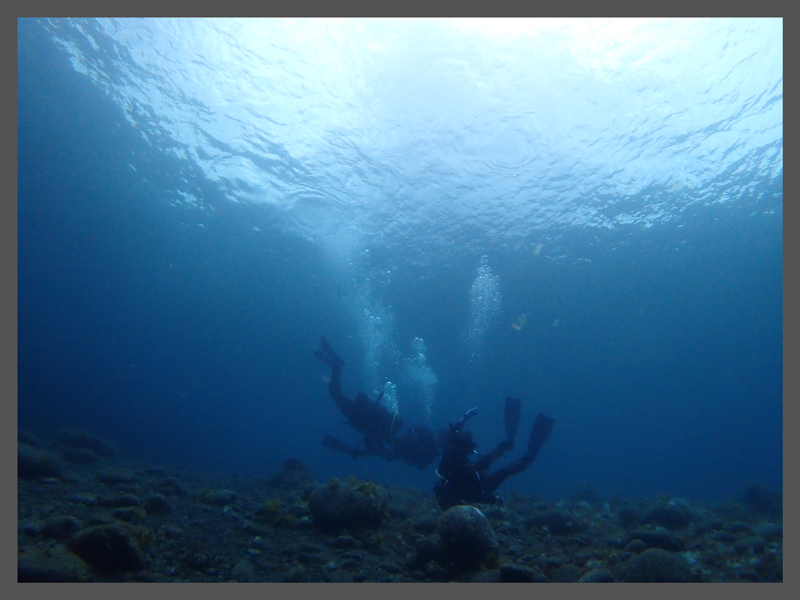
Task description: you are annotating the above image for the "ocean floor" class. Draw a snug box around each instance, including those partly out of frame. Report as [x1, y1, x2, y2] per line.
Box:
[17, 428, 783, 583]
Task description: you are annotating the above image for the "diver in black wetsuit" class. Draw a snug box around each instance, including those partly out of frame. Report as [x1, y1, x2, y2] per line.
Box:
[314, 337, 440, 469]
[433, 397, 555, 510]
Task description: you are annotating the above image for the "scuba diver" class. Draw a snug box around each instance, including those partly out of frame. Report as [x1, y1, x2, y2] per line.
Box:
[433, 397, 555, 510]
[314, 336, 440, 469]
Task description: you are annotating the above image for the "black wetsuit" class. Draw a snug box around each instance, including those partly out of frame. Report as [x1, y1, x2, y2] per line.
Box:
[315, 337, 440, 469]
[434, 401, 555, 510]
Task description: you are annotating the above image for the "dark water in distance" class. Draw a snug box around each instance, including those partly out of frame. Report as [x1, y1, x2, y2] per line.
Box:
[18, 19, 782, 502]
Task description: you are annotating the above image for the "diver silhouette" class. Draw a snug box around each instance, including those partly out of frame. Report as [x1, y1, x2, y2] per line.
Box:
[433, 397, 555, 510]
[314, 337, 440, 469]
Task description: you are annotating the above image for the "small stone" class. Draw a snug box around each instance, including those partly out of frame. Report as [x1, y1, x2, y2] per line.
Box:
[67, 524, 146, 572]
[531, 509, 585, 536]
[18, 544, 89, 582]
[500, 563, 535, 582]
[209, 490, 237, 506]
[734, 535, 767, 555]
[626, 528, 686, 552]
[144, 494, 172, 515]
[159, 525, 184, 539]
[41, 516, 82, 540]
[97, 466, 136, 484]
[550, 563, 583, 582]
[330, 535, 357, 549]
[69, 493, 98, 506]
[616, 548, 697, 582]
[625, 538, 647, 553]
[308, 478, 389, 532]
[18, 444, 62, 479]
[231, 559, 254, 582]
[579, 568, 616, 582]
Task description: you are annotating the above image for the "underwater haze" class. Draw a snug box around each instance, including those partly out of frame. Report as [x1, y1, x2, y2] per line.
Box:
[18, 18, 782, 502]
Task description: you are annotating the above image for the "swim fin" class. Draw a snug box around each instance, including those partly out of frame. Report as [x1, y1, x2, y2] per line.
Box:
[314, 335, 344, 370]
[505, 396, 522, 443]
[314, 350, 334, 369]
[526, 412, 555, 458]
[322, 434, 365, 458]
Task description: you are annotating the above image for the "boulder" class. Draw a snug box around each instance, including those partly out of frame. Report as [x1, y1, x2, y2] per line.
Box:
[18, 545, 88, 582]
[437, 505, 498, 570]
[616, 548, 698, 582]
[18, 444, 62, 479]
[67, 524, 146, 572]
[55, 427, 116, 457]
[308, 478, 389, 532]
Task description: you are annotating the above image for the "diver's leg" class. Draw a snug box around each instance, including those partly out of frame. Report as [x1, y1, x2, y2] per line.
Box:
[482, 456, 531, 495]
[505, 396, 522, 444]
[320, 336, 345, 367]
[322, 435, 369, 459]
[482, 412, 555, 495]
[526, 412, 555, 457]
[473, 439, 513, 473]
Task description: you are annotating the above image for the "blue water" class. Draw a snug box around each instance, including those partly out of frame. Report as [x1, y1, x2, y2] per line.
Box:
[18, 18, 782, 502]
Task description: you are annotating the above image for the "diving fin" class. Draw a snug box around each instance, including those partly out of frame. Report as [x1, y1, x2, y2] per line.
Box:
[505, 396, 522, 443]
[314, 350, 334, 368]
[322, 435, 364, 458]
[526, 412, 555, 458]
[319, 336, 345, 367]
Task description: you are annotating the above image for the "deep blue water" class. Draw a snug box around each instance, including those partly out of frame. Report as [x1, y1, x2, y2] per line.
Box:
[18, 18, 782, 502]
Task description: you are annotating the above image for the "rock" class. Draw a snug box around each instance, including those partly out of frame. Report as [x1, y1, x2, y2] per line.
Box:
[626, 528, 686, 552]
[159, 525, 184, 539]
[110, 507, 144, 522]
[154, 477, 189, 497]
[616, 506, 641, 527]
[55, 427, 116, 457]
[531, 509, 585, 536]
[18, 444, 62, 479]
[18, 519, 41, 536]
[550, 563, 583, 582]
[734, 535, 767, 555]
[424, 559, 448, 580]
[329, 535, 357, 549]
[268, 457, 314, 490]
[62, 447, 99, 464]
[67, 524, 146, 572]
[641, 504, 691, 529]
[625, 538, 647, 553]
[437, 505, 498, 570]
[231, 559, 255, 582]
[308, 478, 389, 532]
[579, 568, 616, 582]
[99, 493, 141, 508]
[69, 493, 98, 506]
[742, 484, 782, 517]
[500, 563, 536, 582]
[570, 483, 604, 505]
[408, 534, 441, 569]
[283, 564, 306, 582]
[144, 493, 172, 515]
[411, 515, 440, 534]
[471, 569, 502, 582]
[711, 530, 737, 543]
[18, 544, 89, 582]
[18, 429, 41, 448]
[616, 548, 698, 582]
[41, 516, 82, 540]
[207, 489, 237, 506]
[752, 523, 782, 539]
[97, 466, 136, 484]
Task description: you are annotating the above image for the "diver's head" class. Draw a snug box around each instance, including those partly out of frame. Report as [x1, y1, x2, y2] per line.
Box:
[448, 429, 477, 454]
